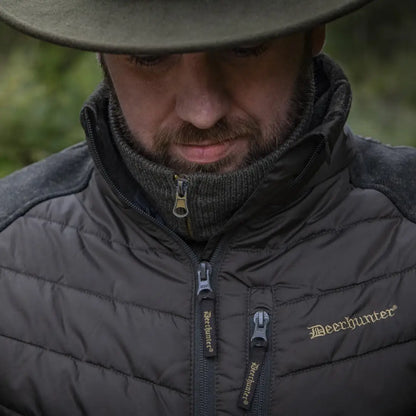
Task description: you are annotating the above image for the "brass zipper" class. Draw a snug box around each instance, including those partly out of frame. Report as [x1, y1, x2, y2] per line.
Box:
[173, 175, 189, 218]
[173, 175, 194, 238]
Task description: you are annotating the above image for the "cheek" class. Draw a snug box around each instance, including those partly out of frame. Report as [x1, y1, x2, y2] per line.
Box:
[117, 80, 169, 134]
[233, 36, 306, 126]
[232, 72, 298, 130]
[108, 65, 175, 147]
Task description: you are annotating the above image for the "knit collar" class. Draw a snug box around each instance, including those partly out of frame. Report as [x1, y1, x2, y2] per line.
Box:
[109, 67, 315, 242]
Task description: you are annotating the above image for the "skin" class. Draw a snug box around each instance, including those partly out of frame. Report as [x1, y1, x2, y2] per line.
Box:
[103, 26, 325, 173]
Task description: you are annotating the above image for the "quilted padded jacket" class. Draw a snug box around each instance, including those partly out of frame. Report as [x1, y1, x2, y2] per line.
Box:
[1, 56, 416, 416]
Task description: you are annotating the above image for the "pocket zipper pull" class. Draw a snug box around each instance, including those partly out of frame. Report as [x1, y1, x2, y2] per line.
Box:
[238, 310, 270, 409]
[197, 262, 217, 358]
[173, 175, 189, 218]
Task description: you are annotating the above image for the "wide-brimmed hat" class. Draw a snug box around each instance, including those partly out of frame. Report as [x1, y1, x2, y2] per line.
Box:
[0, 0, 374, 54]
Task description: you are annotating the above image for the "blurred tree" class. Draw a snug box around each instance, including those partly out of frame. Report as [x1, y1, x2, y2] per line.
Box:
[0, 23, 101, 176]
[325, 0, 416, 146]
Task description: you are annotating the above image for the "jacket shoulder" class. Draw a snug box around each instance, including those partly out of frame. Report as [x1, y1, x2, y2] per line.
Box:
[350, 134, 416, 222]
[0, 142, 93, 232]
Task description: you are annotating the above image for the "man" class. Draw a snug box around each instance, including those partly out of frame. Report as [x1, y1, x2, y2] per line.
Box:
[0, 1, 416, 415]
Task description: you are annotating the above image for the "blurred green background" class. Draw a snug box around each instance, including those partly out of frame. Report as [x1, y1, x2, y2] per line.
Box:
[0, 0, 415, 178]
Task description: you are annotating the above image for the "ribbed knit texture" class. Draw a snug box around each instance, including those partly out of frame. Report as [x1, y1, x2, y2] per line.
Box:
[110, 68, 317, 242]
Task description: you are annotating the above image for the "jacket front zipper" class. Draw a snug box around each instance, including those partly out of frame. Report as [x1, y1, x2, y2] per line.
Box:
[84, 109, 226, 416]
[194, 260, 222, 416]
[197, 262, 217, 357]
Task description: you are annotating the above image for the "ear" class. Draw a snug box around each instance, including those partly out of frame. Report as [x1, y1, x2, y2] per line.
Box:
[311, 25, 326, 56]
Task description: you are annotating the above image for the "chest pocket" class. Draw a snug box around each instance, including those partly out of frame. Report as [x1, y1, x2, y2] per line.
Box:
[273, 267, 416, 377]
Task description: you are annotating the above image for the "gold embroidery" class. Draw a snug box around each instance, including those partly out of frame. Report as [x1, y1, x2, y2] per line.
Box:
[203, 310, 214, 353]
[308, 305, 398, 340]
[241, 362, 260, 405]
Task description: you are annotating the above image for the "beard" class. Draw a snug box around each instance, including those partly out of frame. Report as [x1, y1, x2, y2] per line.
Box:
[102, 49, 314, 174]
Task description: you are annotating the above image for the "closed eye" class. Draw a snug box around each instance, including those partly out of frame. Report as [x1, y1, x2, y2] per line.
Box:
[128, 54, 168, 67]
[229, 42, 268, 57]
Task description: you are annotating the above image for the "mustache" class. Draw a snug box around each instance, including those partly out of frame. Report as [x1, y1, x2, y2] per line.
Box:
[153, 118, 262, 149]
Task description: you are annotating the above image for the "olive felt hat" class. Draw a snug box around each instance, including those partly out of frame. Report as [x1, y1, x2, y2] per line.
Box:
[0, 0, 374, 54]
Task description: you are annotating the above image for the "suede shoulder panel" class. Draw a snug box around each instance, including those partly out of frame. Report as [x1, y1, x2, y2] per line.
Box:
[350, 134, 416, 223]
[0, 142, 93, 232]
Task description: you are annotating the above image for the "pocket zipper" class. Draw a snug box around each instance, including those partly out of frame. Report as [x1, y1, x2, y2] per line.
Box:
[238, 310, 270, 410]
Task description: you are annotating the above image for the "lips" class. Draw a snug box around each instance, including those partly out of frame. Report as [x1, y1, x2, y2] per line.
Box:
[174, 138, 244, 164]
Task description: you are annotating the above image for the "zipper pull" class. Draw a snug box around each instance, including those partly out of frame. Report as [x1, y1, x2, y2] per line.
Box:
[173, 175, 189, 218]
[197, 262, 217, 358]
[238, 310, 270, 410]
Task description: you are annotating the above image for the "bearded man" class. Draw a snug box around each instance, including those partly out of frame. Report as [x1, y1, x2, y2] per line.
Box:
[1, 1, 416, 415]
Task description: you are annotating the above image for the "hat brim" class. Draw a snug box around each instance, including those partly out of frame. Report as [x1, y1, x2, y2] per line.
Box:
[0, 0, 374, 54]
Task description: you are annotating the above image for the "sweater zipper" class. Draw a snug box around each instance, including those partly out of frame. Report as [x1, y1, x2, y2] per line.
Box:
[83, 112, 196, 259]
[173, 175, 194, 238]
[238, 310, 271, 413]
[84, 109, 223, 416]
[173, 175, 189, 218]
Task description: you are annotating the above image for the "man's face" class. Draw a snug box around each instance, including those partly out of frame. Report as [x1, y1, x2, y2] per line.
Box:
[103, 28, 324, 174]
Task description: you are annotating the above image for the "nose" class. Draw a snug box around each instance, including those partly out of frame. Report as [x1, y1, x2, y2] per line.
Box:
[175, 53, 230, 129]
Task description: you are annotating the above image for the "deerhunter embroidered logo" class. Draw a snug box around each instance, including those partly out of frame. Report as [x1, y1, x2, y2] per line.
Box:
[308, 305, 398, 340]
[241, 362, 261, 406]
[203, 310, 214, 353]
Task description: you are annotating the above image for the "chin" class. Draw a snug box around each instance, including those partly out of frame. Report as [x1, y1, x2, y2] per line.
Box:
[167, 155, 245, 175]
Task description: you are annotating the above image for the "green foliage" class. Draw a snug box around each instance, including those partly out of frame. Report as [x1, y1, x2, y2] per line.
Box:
[324, 0, 416, 146]
[0, 0, 415, 177]
[0, 24, 100, 177]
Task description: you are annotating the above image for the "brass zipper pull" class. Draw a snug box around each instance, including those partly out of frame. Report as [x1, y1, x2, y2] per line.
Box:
[173, 175, 189, 218]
